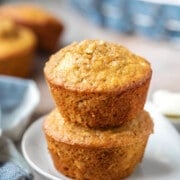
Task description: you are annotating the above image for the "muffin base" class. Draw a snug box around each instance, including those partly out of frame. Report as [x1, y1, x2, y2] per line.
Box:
[47, 77, 151, 128]
[45, 134, 148, 180]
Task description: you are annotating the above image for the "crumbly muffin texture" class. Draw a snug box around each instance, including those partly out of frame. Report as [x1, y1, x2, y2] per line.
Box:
[44, 40, 153, 179]
[45, 40, 151, 92]
[44, 40, 152, 128]
[47, 79, 150, 128]
[44, 110, 153, 180]
[46, 136, 148, 180]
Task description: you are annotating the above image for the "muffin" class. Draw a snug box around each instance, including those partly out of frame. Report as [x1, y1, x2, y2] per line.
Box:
[43, 109, 153, 180]
[44, 40, 152, 128]
[0, 4, 64, 52]
[0, 19, 36, 77]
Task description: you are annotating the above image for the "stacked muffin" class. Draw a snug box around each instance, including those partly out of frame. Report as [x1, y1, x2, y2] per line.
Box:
[43, 40, 153, 180]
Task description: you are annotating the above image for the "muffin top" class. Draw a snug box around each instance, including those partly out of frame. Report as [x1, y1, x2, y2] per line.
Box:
[0, 19, 36, 60]
[0, 4, 62, 26]
[44, 109, 153, 148]
[45, 40, 152, 92]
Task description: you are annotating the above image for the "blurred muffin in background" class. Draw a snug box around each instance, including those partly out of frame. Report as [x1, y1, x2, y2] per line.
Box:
[0, 19, 37, 77]
[0, 4, 64, 52]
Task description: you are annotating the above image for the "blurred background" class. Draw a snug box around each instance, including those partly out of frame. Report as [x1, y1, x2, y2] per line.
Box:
[0, 0, 180, 118]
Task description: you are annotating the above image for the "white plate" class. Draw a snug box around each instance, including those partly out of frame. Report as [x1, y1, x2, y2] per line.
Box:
[22, 116, 68, 180]
[22, 103, 180, 180]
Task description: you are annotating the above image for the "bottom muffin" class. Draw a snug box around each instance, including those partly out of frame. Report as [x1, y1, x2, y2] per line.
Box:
[43, 109, 153, 180]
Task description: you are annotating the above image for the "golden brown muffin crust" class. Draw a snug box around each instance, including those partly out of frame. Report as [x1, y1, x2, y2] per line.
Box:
[45, 40, 152, 92]
[46, 136, 148, 180]
[44, 109, 153, 148]
[44, 110, 153, 179]
[44, 40, 152, 128]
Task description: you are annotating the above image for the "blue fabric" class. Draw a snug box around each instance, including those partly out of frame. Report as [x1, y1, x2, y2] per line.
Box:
[0, 137, 33, 180]
[0, 76, 35, 179]
[0, 162, 33, 180]
[0, 77, 28, 111]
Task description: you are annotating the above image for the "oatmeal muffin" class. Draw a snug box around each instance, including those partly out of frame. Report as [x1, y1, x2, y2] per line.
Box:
[0, 4, 63, 52]
[43, 109, 153, 180]
[44, 40, 152, 128]
[0, 19, 36, 77]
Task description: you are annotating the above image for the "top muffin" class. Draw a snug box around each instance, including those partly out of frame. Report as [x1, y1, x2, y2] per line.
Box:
[45, 40, 151, 92]
[44, 40, 152, 128]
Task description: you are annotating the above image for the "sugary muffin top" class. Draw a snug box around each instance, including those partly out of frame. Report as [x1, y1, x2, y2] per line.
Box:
[45, 40, 152, 92]
[0, 19, 36, 60]
[44, 109, 153, 148]
[0, 4, 61, 25]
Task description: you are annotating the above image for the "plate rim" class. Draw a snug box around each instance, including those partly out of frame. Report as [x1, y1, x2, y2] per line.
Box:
[21, 116, 64, 180]
[22, 103, 180, 180]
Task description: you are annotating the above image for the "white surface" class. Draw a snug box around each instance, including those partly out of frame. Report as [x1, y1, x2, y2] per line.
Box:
[22, 116, 68, 180]
[22, 103, 180, 180]
[152, 90, 180, 116]
[152, 90, 180, 131]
